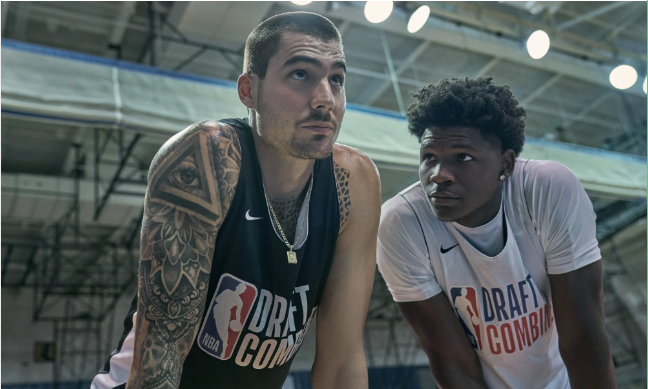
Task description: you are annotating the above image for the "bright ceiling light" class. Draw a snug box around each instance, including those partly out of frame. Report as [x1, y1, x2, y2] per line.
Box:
[407, 5, 430, 33]
[643, 77, 646, 94]
[609, 65, 638, 90]
[291, 1, 312, 5]
[364, 1, 393, 24]
[526, 30, 550, 59]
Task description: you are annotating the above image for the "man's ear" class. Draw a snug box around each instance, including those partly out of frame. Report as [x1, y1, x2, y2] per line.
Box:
[499, 149, 516, 180]
[238, 73, 257, 110]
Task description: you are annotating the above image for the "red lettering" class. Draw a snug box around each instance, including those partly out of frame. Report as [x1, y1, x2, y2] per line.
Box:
[486, 325, 501, 355]
[539, 307, 544, 335]
[513, 317, 532, 350]
[501, 323, 516, 353]
[529, 312, 539, 342]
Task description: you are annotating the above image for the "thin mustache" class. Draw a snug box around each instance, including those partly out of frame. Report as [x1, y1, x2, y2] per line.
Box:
[297, 112, 337, 128]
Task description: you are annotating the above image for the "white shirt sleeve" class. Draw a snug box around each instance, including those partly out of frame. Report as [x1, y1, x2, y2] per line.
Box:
[523, 160, 602, 274]
[377, 195, 443, 302]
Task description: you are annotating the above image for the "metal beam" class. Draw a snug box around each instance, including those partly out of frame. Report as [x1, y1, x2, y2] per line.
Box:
[319, 3, 646, 97]
[562, 91, 614, 129]
[380, 31, 406, 114]
[557, 2, 631, 31]
[346, 66, 422, 89]
[106, 1, 137, 57]
[521, 74, 563, 106]
[94, 133, 142, 220]
[525, 105, 625, 131]
[1, 245, 14, 285]
[473, 57, 501, 78]
[19, 246, 39, 286]
[12, 2, 30, 40]
[598, 2, 646, 41]
[1, 2, 10, 36]
[359, 40, 430, 106]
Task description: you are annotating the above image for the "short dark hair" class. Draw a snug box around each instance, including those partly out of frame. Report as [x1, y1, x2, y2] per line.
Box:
[243, 12, 342, 79]
[407, 77, 526, 156]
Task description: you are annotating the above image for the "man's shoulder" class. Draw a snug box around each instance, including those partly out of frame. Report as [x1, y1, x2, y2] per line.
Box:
[332, 143, 379, 185]
[381, 184, 434, 229]
[155, 120, 241, 161]
[514, 158, 580, 193]
[382, 183, 427, 216]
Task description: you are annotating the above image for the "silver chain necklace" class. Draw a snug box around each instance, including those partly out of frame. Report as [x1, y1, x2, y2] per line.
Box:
[265, 169, 314, 264]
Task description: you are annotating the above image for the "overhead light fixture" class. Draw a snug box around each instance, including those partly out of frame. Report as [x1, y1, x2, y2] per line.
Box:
[526, 30, 550, 59]
[609, 65, 638, 90]
[407, 5, 430, 33]
[643, 77, 647, 94]
[291, 1, 312, 5]
[364, 1, 393, 24]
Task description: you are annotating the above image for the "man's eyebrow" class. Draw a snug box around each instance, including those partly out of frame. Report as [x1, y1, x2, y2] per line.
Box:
[333, 59, 347, 73]
[420, 139, 479, 151]
[283, 55, 322, 68]
[283, 56, 347, 73]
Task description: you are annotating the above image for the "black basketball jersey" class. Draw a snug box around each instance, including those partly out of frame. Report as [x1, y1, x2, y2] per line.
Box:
[92, 118, 339, 389]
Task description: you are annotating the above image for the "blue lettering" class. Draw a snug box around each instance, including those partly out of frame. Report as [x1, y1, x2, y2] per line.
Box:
[507, 284, 522, 319]
[491, 288, 509, 321]
[526, 274, 539, 308]
[518, 280, 529, 314]
[482, 287, 495, 322]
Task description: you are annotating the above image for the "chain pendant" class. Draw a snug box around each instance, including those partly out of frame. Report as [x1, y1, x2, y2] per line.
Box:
[287, 250, 298, 264]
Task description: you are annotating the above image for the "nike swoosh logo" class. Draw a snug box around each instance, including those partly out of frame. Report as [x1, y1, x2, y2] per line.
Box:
[440, 244, 459, 254]
[245, 210, 263, 221]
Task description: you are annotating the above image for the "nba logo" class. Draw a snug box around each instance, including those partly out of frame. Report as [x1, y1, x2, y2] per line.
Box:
[450, 287, 483, 350]
[198, 274, 258, 360]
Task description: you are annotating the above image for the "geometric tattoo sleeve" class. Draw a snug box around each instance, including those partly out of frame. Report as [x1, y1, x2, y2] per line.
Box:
[126, 122, 241, 389]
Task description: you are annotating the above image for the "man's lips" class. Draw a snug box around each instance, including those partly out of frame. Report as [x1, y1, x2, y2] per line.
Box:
[428, 192, 460, 205]
[303, 122, 335, 134]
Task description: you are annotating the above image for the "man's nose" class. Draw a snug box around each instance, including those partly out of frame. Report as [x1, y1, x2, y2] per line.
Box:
[311, 79, 335, 111]
[429, 163, 454, 184]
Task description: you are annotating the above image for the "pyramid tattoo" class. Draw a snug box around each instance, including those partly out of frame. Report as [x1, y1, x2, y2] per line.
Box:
[149, 132, 222, 225]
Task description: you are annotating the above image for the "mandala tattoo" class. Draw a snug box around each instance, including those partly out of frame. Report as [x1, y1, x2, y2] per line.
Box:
[335, 161, 351, 233]
[128, 122, 241, 389]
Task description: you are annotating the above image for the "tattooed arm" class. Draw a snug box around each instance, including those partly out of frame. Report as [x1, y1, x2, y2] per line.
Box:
[311, 144, 381, 389]
[126, 121, 241, 389]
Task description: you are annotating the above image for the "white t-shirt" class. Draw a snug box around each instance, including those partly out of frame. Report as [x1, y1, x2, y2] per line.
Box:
[377, 159, 601, 389]
[452, 202, 505, 257]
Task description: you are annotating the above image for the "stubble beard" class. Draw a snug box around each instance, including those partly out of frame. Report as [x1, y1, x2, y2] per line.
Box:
[255, 84, 340, 160]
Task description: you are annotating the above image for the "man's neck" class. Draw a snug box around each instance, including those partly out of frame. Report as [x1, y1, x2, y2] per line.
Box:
[251, 129, 315, 201]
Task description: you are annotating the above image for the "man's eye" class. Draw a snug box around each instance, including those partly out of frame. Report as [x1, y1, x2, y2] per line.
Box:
[422, 153, 436, 161]
[458, 154, 474, 162]
[331, 75, 344, 86]
[291, 70, 307, 80]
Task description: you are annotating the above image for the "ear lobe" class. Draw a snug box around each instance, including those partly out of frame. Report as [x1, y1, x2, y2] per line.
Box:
[238, 73, 256, 109]
[499, 149, 516, 180]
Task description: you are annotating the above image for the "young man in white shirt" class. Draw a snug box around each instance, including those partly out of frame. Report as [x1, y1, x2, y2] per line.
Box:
[377, 77, 616, 388]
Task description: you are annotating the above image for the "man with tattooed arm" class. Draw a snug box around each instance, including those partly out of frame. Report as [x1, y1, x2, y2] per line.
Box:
[91, 12, 380, 389]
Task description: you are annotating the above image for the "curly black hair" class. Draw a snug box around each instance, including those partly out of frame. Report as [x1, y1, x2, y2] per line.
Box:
[407, 77, 526, 156]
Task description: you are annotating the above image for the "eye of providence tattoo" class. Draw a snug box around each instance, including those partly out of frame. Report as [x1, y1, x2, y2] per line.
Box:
[131, 123, 241, 389]
[334, 161, 351, 233]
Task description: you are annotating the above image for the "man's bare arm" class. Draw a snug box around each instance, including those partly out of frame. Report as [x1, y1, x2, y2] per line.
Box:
[126, 121, 241, 389]
[397, 295, 486, 389]
[550, 261, 617, 389]
[311, 145, 381, 389]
